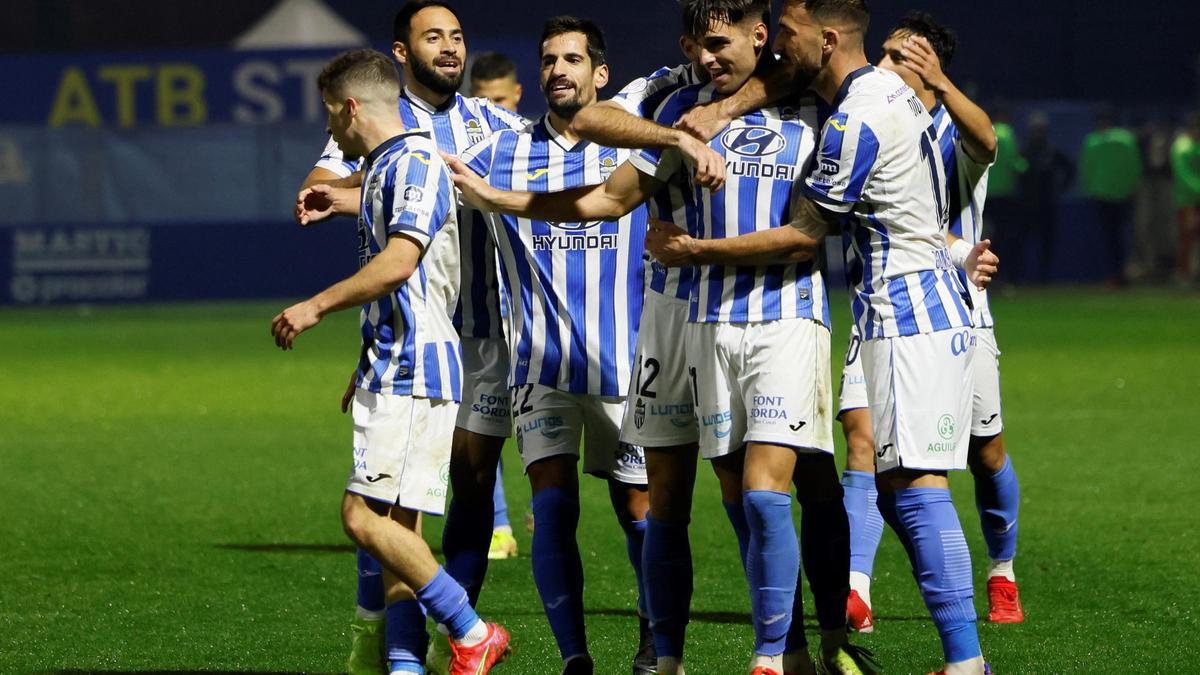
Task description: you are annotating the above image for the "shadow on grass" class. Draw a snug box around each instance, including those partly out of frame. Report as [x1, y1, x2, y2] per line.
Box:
[215, 543, 442, 555]
[55, 671, 340, 674]
[586, 607, 933, 625]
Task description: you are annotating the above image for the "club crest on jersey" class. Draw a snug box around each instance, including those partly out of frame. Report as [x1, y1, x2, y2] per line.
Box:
[720, 127, 786, 157]
[465, 118, 485, 144]
[599, 156, 618, 179]
[633, 397, 646, 429]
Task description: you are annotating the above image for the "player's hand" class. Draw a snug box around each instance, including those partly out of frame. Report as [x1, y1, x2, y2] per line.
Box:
[340, 371, 356, 413]
[677, 133, 726, 192]
[295, 184, 349, 226]
[440, 152, 497, 210]
[271, 300, 321, 350]
[899, 35, 950, 95]
[965, 239, 999, 290]
[645, 218, 699, 267]
[675, 99, 733, 141]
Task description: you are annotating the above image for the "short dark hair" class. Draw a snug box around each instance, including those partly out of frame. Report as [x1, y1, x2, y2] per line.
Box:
[471, 52, 517, 83]
[891, 11, 956, 70]
[799, 0, 869, 34]
[680, 0, 770, 39]
[393, 0, 457, 44]
[317, 49, 402, 99]
[539, 15, 607, 67]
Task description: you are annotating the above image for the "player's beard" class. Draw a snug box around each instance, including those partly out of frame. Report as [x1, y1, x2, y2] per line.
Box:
[411, 56, 463, 97]
[544, 79, 585, 119]
[788, 56, 822, 92]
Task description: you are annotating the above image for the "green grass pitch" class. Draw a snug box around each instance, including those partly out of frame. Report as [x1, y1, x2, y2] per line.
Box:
[1, 289, 1197, 673]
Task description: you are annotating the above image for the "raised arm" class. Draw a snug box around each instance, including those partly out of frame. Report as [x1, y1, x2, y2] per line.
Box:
[674, 58, 793, 141]
[442, 152, 662, 223]
[646, 198, 832, 267]
[900, 35, 997, 164]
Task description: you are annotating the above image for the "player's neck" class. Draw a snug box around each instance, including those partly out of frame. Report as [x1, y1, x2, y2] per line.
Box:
[813, 49, 870, 104]
[917, 87, 937, 112]
[359, 116, 409, 161]
[547, 111, 582, 144]
[405, 79, 454, 109]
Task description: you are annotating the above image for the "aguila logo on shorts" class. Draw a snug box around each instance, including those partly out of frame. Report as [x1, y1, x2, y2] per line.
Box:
[937, 414, 956, 440]
[950, 330, 973, 356]
[633, 397, 646, 430]
[439, 462, 450, 484]
[720, 127, 786, 157]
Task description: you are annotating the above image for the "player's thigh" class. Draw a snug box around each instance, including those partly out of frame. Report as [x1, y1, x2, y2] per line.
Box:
[970, 327, 1005, 437]
[862, 329, 974, 474]
[685, 322, 746, 462]
[837, 327, 870, 420]
[345, 389, 457, 517]
[621, 294, 698, 448]
[511, 384, 585, 474]
[582, 395, 647, 486]
[741, 319, 834, 456]
[456, 337, 513, 439]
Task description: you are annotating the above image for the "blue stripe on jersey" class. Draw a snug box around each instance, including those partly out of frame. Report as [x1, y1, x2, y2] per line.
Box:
[446, 341, 461, 396]
[942, 270, 973, 327]
[889, 276, 919, 335]
[918, 270, 953, 331]
[845, 125, 880, 202]
[422, 342, 443, 397]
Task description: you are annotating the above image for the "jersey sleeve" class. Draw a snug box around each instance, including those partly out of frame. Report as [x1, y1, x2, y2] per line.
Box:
[314, 136, 361, 177]
[460, 133, 500, 178]
[473, 98, 529, 133]
[803, 112, 881, 213]
[384, 149, 452, 250]
[611, 64, 690, 119]
[626, 88, 691, 181]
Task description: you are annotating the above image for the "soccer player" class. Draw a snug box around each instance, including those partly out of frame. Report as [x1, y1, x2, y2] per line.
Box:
[294, 3, 527, 673]
[454, 17, 653, 675]
[646, 1, 997, 672]
[838, 11, 1023, 632]
[271, 49, 510, 675]
[470, 52, 524, 114]
[467, 50, 527, 563]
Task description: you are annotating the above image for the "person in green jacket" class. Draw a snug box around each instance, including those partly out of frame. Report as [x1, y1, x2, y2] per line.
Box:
[1080, 107, 1142, 286]
[986, 106, 1026, 283]
[1173, 113, 1200, 283]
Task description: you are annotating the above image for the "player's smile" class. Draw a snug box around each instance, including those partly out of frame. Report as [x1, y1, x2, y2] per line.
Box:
[546, 77, 577, 100]
[434, 56, 461, 73]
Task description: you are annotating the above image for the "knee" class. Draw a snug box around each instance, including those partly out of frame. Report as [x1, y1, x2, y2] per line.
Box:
[341, 496, 374, 546]
[968, 434, 1006, 475]
[842, 416, 875, 472]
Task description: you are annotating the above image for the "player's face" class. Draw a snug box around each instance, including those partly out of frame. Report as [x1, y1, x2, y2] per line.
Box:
[322, 94, 358, 156]
[678, 35, 708, 82]
[877, 31, 923, 93]
[773, 3, 824, 90]
[539, 32, 608, 118]
[400, 6, 466, 96]
[694, 18, 767, 94]
[471, 76, 522, 113]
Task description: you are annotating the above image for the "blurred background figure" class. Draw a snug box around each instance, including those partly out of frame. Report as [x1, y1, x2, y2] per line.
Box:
[1173, 113, 1200, 286]
[1079, 106, 1141, 288]
[470, 52, 524, 114]
[1018, 111, 1074, 284]
[986, 104, 1026, 286]
[1130, 116, 1177, 282]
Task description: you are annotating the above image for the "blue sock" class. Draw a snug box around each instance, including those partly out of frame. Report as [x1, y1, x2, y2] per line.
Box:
[800, 495, 851, 632]
[784, 565, 808, 653]
[743, 490, 799, 657]
[622, 517, 649, 617]
[414, 568, 480, 641]
[530, 487, 587, 659]
[894, 488, 981, 664]
[493, 462, 511, 529]
[643, 517, 693, 658]
[974, 456, 1019, 562]
[876, 490, 917, 570]
[722, 500, 751, 572]
[386, 599, 429, 672]
[843, 470, 885, 579]
[442, 495, 493, 607]
[357, 549, 386, 614]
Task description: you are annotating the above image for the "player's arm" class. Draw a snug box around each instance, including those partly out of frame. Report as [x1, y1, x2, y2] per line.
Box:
[647, 198, 831, 267]
[946, 232, 999, 290]
[272, 233, 421, 349]
[572, 102, 725, 191]
[442, 152, 662, 222]
[675, 57, 793, 141]
[899, 36, 996, 164]
[295, 139, 365, 224]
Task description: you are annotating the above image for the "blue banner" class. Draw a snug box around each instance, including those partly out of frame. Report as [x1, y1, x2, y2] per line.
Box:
[2, 48, 364, 128]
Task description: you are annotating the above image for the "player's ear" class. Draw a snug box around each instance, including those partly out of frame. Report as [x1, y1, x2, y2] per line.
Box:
[822, 27, 839, 57]
[593, 63, 610, 90]
[513, 83, 523, 105]
[345, 97, 359, 120]
[392, 41, 408, 66]
[753, 22, 769, 50]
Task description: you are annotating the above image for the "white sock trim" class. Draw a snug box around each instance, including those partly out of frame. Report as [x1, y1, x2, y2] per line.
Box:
[849, 571, 873, 608]
[987, 558, 1016, 581]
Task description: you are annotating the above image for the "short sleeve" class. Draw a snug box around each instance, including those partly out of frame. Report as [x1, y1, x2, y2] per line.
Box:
[803, 112, 880, 213]
[385, 150, 452, 250]
[315, 135, 361, 177]
[612, 64, 690, 119]
[474, 98, 529, 132]
[460, 134, 498, 177]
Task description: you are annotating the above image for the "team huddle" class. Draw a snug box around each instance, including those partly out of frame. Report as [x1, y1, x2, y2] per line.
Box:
[271, 1, 1020, 674]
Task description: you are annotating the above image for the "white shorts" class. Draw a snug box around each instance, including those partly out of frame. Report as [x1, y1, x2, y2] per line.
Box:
[971, 327, 1004, 437]
[456, 337, 513, 438]
[346, 389, 457, 515]
[620, 292, 698, 447]
[512, 384, 648, 485]
[837, 326, 869, 417]
[686, 318, 834, 460]
[861, 329, 975, 473]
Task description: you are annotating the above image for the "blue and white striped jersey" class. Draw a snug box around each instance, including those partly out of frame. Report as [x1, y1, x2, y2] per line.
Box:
[314, 87, 527, 340]
[931, 105, 994, 329]
[355, 131, 461, 401]
[804, 66, 971, 339]
[632, 83, 830, 326]
[461, 116, 648, 396]
[612, 63, 702, 302]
